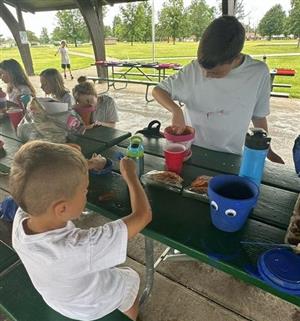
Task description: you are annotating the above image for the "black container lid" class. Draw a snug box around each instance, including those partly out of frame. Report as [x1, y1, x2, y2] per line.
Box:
[245, 128, 271, 150]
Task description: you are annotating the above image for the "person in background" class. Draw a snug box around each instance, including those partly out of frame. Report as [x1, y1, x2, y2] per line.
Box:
[10, 141, 152, 321]
[72, 76, 119, 128]
[0, 59, 35, 107]
[40, 68, 75, 109]
[55, 40, 74, 80]
[152, 16, 284, 164]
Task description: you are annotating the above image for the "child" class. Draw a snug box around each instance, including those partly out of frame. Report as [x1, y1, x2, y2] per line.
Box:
[55, 40, 74, 80]
[0, 59, 36, 106]
[73, 76, 119, 128]
[10, 141, 152, 321]
[40, 68, 75, 109]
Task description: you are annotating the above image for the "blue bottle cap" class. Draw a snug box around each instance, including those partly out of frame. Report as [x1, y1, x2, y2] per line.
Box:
[258, 249, 300, 293]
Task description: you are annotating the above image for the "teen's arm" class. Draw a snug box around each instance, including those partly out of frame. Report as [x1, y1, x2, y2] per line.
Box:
[252, 116, 284, 164]
[152, 86, 186, 134]
[120, 158, 152, 240]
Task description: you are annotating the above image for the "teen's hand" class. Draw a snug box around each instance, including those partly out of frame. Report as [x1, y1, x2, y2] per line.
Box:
[120, 157, 138, 183]
[172, 108, 186, 135]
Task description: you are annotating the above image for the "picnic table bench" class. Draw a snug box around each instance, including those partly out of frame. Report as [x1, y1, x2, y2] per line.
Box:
[270, 68, 296, 98]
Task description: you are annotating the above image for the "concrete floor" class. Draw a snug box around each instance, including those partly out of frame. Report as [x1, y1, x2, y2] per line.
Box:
[1, 69, 300, 320]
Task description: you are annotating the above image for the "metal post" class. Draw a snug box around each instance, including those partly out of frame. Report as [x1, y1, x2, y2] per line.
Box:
[151, 0, 155, 62]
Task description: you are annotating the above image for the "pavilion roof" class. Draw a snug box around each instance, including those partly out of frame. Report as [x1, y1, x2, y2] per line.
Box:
[4, 0, 146, 13]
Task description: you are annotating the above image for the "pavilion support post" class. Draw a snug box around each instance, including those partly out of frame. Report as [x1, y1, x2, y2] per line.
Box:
[0, 1, 34, 75]
[76, 0, 107, 78]
[222, 0, 237, 16]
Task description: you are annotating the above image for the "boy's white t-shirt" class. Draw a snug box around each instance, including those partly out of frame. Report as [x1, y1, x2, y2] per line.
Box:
[157, 55, 270, 155]
[59, 47, 70, 65]
[12, 208, 139, 321]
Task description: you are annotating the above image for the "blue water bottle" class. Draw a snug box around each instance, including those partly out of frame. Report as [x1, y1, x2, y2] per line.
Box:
[126, 135, 144, 177]
[239, 128, 271, 186]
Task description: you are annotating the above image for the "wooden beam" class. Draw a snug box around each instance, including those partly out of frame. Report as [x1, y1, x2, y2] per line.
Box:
[76, 0, 107, 78]
[222, 0, 236, 16]
[0, 1, 34, 75]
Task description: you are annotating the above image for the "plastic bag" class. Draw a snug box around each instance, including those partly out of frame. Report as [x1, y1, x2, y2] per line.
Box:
[293, 135, 300, 176]
[0, 196, 18, 222]
[17, 97, 84, 143]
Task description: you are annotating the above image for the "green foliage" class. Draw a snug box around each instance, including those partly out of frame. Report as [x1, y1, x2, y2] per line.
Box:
[289, 0, 300, 37]
[40, 27, 50, 44]
[156, 0, 187, 44]
[188, 0, 215, 41]
[27, 31, 39, 43]
[258, 5, 286, 40]
[53, 10, 90, 47]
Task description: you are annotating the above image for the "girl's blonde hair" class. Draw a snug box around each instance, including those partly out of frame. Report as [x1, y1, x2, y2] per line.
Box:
[0, 59, 36, 96]
[40, 68, 69, 99]
[73, 76, 97, 102]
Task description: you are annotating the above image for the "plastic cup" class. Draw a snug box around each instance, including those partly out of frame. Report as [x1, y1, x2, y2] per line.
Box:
[74, 105, 95, 126]
[164, 143, 186, 174]
[6, 108, 24, 129]
[208, 175, 259, 232]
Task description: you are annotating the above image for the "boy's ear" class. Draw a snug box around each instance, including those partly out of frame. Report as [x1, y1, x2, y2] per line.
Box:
[52, 200, 68, 219]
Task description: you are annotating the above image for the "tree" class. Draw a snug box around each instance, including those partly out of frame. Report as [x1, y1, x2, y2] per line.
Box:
[289, 0, 300, 47]
[135, 2, 152, 43]
[40, 27, 50, 44]
[157, 0, 187, 44]
[258, 5, 286, 40]
[104, 26, 112, 38]
[26, 30, 39, 43]
[188, 0, 215, 41]
[54, 9, 90, 46]
[112, 15, 124, 40]
[120, 3, 138, 45]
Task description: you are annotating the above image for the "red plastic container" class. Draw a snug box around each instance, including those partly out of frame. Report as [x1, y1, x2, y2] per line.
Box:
[7, 108, 24, 129]
[164, 143, 186, 174]
[164, 126, 195, 161]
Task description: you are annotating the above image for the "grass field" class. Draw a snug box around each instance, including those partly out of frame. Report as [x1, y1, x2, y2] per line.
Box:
[0, 40, 300, 97]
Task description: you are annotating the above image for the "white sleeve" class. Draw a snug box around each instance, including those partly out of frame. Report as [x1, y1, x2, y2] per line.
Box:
[252, 65, 270, 118]
[156, 65, 190, 102]
[88, 219, 128, 271]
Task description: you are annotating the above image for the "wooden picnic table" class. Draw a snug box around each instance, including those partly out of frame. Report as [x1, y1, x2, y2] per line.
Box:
[91, 139, 300, 306]
[270, 68, 296, 98]
[0, 125, 299, 308]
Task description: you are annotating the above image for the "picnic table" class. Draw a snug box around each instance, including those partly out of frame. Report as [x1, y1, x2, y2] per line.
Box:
[0, 122, 300, 317]
[270, 68, 296, 98]
[89, 61, 182, 102]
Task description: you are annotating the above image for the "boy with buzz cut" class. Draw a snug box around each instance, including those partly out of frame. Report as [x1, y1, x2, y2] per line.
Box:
[10, 141, 152, 321]
[152, 15, 284, 164]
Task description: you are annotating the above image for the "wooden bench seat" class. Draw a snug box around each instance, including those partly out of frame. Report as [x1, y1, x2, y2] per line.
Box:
[87, 76, 157, 102]
[0, 257, 131, 321]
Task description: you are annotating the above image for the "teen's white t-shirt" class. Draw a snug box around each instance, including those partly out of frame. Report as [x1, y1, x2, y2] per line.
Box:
[12, 208, 139, 321]
[157, 55, 270, 154]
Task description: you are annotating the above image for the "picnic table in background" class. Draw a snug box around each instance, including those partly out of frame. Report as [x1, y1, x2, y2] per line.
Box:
[88, 61, 182, 102]
[270, 68, 296, 98]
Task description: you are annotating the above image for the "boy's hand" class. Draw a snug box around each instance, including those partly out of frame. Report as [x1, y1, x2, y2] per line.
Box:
[172, 108, 186, 135]
[120, 157, 138, 183]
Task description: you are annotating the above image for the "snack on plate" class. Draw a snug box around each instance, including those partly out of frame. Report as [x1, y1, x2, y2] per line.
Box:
[189, 175, 212, 194]
[285, 194, 300, 250]
[141, 170, 183, 191]
[149, 170, 183, 185]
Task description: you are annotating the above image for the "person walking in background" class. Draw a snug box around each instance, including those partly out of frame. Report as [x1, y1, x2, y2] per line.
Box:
[55, 40, 74, 80]
[40, 68, 75, 109]
[0, 59, 36, 107]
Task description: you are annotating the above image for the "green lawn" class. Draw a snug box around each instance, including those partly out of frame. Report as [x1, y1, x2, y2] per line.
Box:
[0, 40, 299, 97]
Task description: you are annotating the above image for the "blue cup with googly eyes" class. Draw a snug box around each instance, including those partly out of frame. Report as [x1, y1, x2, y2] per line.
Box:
[208, 175, 259, 232]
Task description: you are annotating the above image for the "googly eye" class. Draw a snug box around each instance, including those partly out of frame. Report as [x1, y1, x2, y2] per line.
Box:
[211, 201, 218, 211]
[225, 209, 237, 217]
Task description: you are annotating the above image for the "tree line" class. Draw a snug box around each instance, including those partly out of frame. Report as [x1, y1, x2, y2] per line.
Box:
[11, 0, 300, 47]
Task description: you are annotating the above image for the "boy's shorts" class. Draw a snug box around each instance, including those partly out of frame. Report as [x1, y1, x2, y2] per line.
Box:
[61, 64, 71, 69]
[117, 267, 140, 312]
